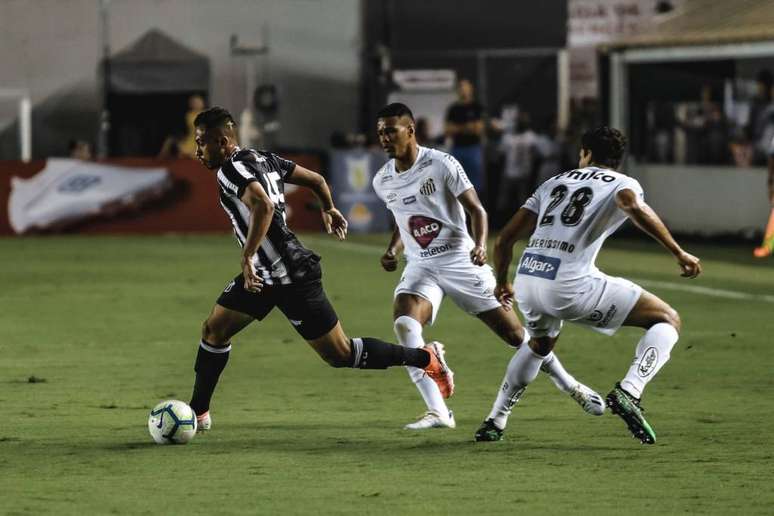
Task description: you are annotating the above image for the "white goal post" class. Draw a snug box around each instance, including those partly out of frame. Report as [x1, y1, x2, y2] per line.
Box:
[0, 89, 32, 162]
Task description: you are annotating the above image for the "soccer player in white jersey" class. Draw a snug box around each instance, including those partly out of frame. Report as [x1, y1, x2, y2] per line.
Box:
[476, 126, 702, 444]
[373, 103, 605, 430]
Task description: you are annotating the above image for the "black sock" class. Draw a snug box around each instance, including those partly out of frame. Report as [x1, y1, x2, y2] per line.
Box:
[189, 340, 231, 415]
[350, 337, 430, 369]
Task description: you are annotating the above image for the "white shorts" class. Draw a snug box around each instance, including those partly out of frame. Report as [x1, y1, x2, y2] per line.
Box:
[515, 273, 642, 338]
[395, 260, 502, 324]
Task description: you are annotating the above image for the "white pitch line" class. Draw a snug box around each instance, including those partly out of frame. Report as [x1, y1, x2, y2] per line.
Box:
[631, 278, 774, 304]
[301, 235, 774, 304]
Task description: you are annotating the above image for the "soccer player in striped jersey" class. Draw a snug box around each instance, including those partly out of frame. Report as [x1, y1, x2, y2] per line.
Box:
[187, 107, 452, 431]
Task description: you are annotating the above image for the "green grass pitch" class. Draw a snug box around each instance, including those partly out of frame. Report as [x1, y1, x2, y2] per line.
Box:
[1, 233, 773, 515]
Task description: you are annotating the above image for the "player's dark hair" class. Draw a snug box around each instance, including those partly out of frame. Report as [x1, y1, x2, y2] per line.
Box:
[376, 103, 415, 121]
[581, 126, 627, 169]
[193, 106, 237, 132]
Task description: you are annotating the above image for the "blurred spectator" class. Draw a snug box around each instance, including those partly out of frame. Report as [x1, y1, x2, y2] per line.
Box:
[695, 85, 728, 164]
[675, 85, 729, 165]
[533, 116, 564, 186]
[415, 117, 431, 147]
[158, 94, 206, 159]
[647, 101, 676, 163]
[496, 112, 537, 223]
[68, 140, 92, 160]
[445, 78, 485, 193]
[750, 71, 774, 165]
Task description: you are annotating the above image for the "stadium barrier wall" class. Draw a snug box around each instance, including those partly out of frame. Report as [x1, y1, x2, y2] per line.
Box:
[632, 163, 770, 237]
[0, 156, 325, 236]
[3, 158, 765, 237]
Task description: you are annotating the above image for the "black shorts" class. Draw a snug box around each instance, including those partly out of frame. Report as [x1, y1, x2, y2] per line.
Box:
[216, 274, 339, 340]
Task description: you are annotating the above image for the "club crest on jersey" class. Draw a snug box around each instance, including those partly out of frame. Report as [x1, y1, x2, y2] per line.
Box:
[409, 215, 443, 249]
[419, 178, 436, 196]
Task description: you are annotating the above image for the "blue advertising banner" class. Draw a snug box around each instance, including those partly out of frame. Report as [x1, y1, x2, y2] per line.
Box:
[329, 150, 392, 233]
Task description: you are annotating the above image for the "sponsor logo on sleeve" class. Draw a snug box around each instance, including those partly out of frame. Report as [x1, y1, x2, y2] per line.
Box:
[517, 253, 561, 280]
[416, 159, 433, 171]
[408, 215, 442, 249]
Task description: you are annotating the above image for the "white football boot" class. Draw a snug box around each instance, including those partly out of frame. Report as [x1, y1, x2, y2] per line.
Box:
[404, 410, 456, 430]
[196, 411, 212, 432]
[569, 383, 606, 416]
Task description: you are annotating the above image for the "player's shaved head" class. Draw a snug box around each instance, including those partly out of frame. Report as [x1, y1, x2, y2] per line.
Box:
[376, 103, 415, 123]
[376, 103, 418, 165]
[194, 107, 239, 170]
[194, 106, 238, 138]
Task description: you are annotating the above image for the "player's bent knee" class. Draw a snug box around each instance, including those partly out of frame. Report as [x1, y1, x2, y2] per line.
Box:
[201, 318, 230, 346]
[665, 307, 681, 333]
[528, 337, 554, 357]
[508, 326, 529, 347]
[647, 305, 681, 333]
[504, 329, 523, 348]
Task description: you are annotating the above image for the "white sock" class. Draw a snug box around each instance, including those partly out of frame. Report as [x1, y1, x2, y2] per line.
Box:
[541, 352, 577, 393]
[487, 345, 544, 429]
[393, 315, 448, 416]
[621, 323, 679, 399]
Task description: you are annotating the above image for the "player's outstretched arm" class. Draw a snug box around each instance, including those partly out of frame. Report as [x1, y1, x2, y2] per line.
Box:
[458, 188, 489, 265]
[615, 188, 702, 278]
[285, 165, 348, 240]
[493, 208, 538, 307]
[381, 224, 403, 272]
[239, 181, 274, 292]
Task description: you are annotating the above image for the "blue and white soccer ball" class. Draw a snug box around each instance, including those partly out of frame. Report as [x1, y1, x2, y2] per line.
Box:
[148, 400, 197, 444]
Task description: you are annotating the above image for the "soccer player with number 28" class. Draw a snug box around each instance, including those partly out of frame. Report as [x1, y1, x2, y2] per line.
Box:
[373, 103, 604, 430]
[187, 107, 453, 432]
[477, 126, 702, 444]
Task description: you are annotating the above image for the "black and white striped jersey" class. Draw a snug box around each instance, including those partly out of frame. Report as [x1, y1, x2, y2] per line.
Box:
[216, 147, 319, 285]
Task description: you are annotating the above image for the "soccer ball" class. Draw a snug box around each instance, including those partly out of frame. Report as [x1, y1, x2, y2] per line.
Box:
[148, 400, 197, 444]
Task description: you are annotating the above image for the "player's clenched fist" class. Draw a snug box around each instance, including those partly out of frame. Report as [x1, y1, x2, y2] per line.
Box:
[676, 251, 701, 279]
[381, 250, 398, 271]
[470, 245, 487, 266]
[494, 283, 514, 310]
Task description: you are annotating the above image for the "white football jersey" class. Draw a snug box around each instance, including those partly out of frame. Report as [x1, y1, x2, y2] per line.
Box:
[518, 166, 644, 281]
[373, 146, 475, 263]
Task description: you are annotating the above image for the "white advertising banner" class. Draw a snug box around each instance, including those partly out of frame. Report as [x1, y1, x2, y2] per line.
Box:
[8, 159, 171, 233]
